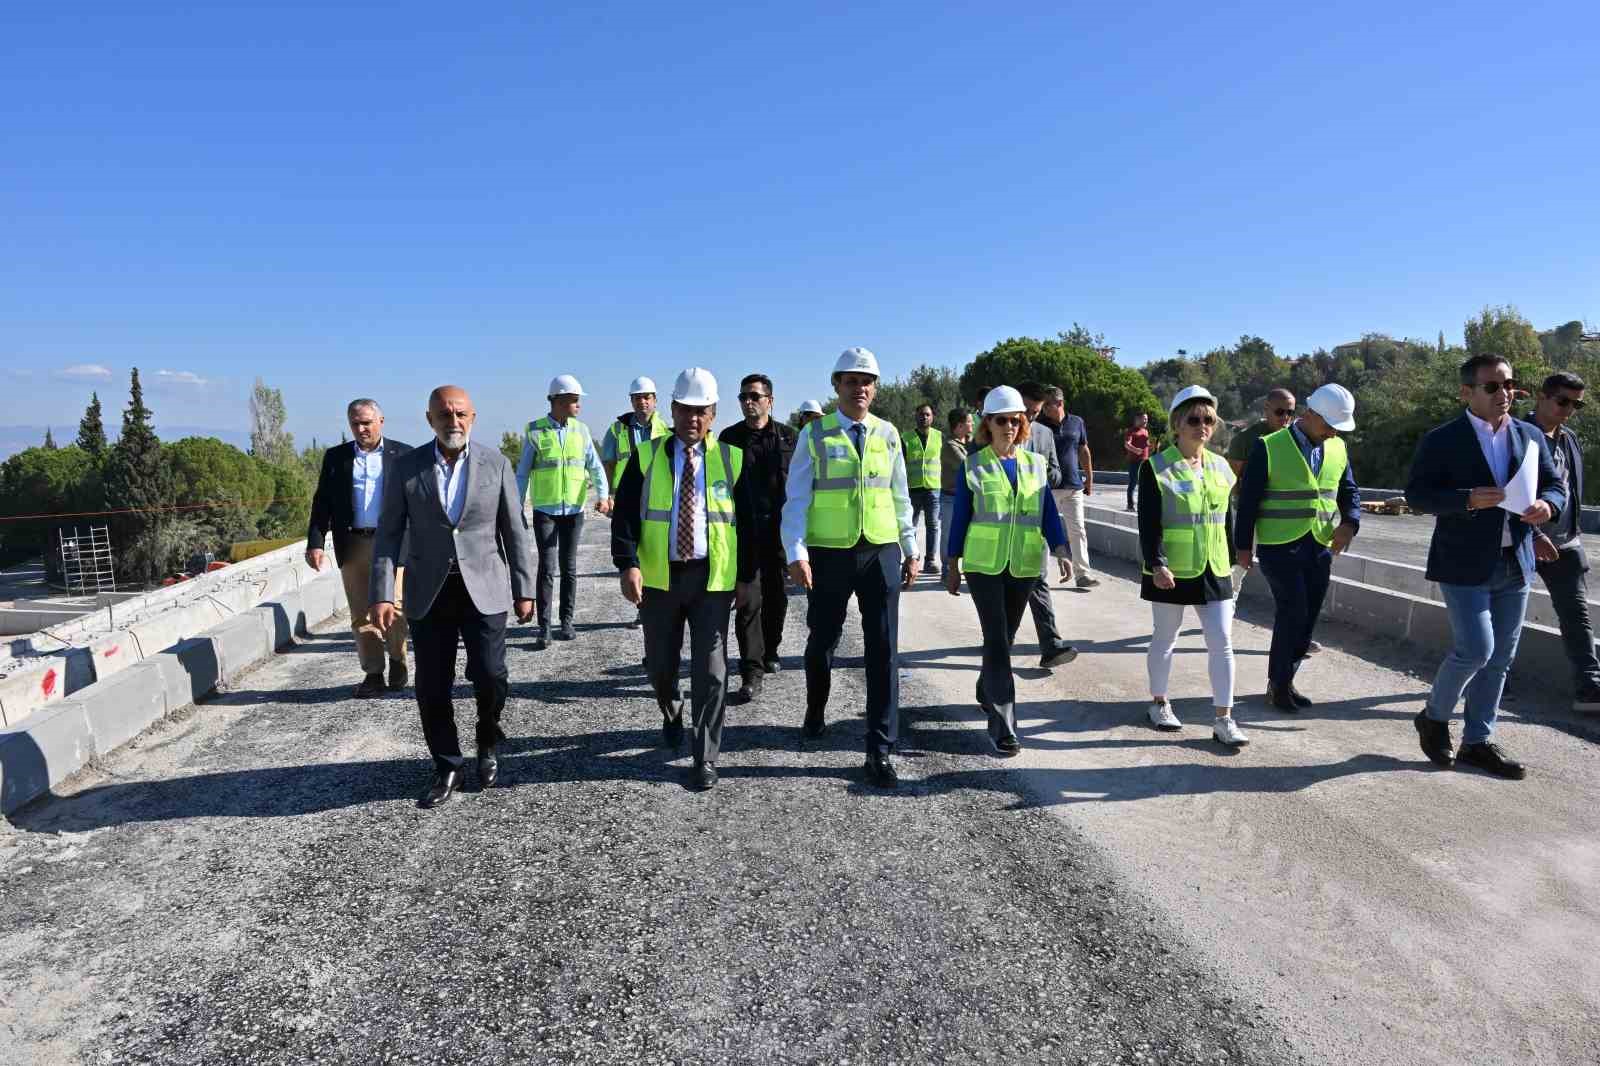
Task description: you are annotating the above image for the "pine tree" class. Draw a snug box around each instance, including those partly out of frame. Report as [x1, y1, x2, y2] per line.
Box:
[77, 391, 107, 455]
[43, 427, 57, 449]
[102, 368, 176, 584]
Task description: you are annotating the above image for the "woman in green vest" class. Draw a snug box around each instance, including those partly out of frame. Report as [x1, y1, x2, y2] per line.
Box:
[1138, 386, 1249, 748]
[943, 386, 1073, 756]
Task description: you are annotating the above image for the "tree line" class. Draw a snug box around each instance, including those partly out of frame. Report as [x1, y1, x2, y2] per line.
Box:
[0, 372, 316, 586]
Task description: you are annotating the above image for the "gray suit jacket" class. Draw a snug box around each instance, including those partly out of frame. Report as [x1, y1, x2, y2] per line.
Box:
[1025, 421, 1063, 489]
[370, 441, 535, 619]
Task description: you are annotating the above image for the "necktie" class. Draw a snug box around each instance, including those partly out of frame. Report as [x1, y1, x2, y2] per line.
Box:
[850, 423, 865, 458]
[677, 445, 698, 560]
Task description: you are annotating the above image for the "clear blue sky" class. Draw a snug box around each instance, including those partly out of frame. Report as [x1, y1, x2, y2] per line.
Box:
[5, 1, 1597, 452]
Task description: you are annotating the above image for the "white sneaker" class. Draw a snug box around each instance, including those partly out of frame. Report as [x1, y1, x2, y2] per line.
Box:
[1213, 715, 1249, 747]
[1147, 700, 1181, 731]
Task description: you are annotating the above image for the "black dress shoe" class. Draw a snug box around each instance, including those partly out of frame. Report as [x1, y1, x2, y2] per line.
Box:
[556, 621, 576, 641]
[1457, 742, 1526, 780]
[1269, 685, 1300, 713]
[419, 769, 462, 808]
[353, 673, 386, 699]
[1040, 644, 1079, 669]
[802, 707, 827, 737]
[993, 734, 1022, 757]
[662, 715, 685, 748]
[687, 763, 717, 791]
[1288, 684, 1312, 708]
[731, 674, 762, 705]
[1413, 711, 1455, 768]
[387, 659, 408, 691]
[762, 658, 781, 674]
[477, 748, 499, 789]
[864, 752, 899, 788]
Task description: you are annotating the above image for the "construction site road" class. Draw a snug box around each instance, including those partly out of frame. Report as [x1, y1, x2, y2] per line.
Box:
[2, 518, 1596, 1065]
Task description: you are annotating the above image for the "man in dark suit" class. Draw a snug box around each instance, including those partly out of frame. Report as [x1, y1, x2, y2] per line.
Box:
[1523, 371, 1600, 711]
[306, 399, 412, 697]
[1406, 354, 1566, 779]
[372, 386, 535, 808]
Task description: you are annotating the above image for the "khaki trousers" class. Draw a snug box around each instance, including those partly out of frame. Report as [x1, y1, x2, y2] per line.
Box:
[1053, 488, 1092, 578]
[339, 534, 408, 674]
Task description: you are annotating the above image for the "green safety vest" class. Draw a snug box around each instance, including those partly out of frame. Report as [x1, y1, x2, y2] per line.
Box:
[805, 411, 900, 548]
[904, 428, 943, 490]
[524, 416, 594, 510]
[962, 446, 1046, 578]
[604, 412, 671, 489]
[1255, 429, 1348, 547]
[637, 433, 743, 592]
[1144, 446, 1235, 580]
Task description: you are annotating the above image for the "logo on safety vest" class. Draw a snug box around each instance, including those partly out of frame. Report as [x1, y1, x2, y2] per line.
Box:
[711, 479, 731, 501]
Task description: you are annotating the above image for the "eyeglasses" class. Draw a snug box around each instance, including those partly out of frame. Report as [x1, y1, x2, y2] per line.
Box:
[1551, 394, 1587, 410]
[737, 391, 768, 402]
[1473, 380, 1517, 394]
[990, 416, 1023, 427]
[1271, 408, 1294, 418]
[1185, 415, 1218, 427]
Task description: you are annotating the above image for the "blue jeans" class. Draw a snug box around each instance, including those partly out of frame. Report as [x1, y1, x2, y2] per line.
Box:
[1256, 534, 1332, 688]
[1427, 553, 1530, 744]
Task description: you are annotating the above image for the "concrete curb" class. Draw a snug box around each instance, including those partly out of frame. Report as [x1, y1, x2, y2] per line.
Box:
[0, 570, 345, 815]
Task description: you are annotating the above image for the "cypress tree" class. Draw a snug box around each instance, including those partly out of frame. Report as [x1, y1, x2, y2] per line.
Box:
[103, 368, 175, 583]
[77, 392, 107, 456]
[43, 427, 57, 449]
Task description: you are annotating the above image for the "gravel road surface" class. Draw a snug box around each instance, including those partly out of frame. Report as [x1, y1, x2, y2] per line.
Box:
[0, 523, 1296, 1066]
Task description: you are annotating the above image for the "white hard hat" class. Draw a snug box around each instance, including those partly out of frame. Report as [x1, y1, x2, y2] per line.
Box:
[671, 367, 719, 406]
[548, 374, 586, 398]
[1307, 383, 1356, 431]
[832, 346, 881, 379]
[628, 376, 658, 396]
[798, 399, 824, 414]
[1168, 384, 1217, 417]
[981, 386, 1026, 417]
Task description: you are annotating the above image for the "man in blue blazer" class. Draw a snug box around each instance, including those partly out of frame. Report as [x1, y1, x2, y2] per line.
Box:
[1405, 354, 1566, 779]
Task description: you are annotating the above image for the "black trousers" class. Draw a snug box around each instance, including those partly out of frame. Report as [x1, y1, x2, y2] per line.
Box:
[641, 560, 731, 767]
[1536, 544, 1600, 690]
[805, 541, 902, 755]
[532, 511, 583, 627]
[1126, 461, 1140, 509]
[1256, 533, 1332, 688]
[409, 573, 509, 773]
[968, 570, 1034, 746]
[1027, 549, 1064, 654]
[734, 519, 788, 679]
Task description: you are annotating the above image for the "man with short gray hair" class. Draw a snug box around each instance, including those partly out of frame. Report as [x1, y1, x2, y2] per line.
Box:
[307, 398, 413, 697]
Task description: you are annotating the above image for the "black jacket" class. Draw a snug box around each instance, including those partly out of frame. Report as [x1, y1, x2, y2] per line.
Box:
[307, 438, 413, 566]
[610, 434, 757, 583]
[717, 419, 796, 524]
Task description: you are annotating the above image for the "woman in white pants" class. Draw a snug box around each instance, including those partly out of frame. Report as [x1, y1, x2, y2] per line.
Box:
[1138, 385, 1248, 747]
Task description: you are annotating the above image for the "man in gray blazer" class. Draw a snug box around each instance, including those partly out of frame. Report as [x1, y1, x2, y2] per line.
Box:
[372, 385, 535, 808]
[1018, 381, 1077, 668]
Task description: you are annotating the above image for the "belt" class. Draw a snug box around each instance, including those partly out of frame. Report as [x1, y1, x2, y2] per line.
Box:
[349, 527, 377, 536]
[669, 558, 710, 570]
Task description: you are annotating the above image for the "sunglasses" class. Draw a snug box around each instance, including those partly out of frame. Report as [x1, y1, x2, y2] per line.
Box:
[1551, 394, 1587, 410]
[990, 416, 1023, 427]
[1473, 380, 1517, 394]
[1185, 415, 1218, 427]
[1271, 407, 1294, 418]
[737, 391, 769, 402]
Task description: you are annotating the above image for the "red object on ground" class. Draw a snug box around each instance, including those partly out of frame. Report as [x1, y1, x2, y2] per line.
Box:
[41, 668, 57, 697]
[205, 560, 229, 572]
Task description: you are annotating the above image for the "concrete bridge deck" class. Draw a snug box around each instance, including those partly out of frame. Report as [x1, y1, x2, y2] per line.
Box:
[1, 520, 1596, 1065]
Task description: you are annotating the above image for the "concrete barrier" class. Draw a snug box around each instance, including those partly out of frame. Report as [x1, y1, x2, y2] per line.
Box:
[0, 702, 90, 812]
[0, 660, 67, 727]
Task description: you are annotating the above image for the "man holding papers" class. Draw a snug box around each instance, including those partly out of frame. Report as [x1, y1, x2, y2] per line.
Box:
[1405, 354, 1566, 780]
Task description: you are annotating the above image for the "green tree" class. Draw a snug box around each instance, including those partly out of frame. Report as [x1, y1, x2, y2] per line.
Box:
[77, 392, 107, 456]
[42, 427, 57, 449]
[249, 377, 296, 467]
[166, 436, 276, 554]
[960, 336, 1161, 465]
[259, 459, 311, 539]
[0, 445, 103, 576]
[103, 368, 177, 584]
[1464, 305, 1542, 364]
[500, 430, 523, 466]
[867, 365, 965, 435]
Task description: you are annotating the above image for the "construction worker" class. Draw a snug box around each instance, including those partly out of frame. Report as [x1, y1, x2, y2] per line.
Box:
[611, 368, 757, 791]
[904, 402, 944, 575]
[782, 347, 920, 788]
[600, 376, 671, 491]
[797, 399, 824, 429]
[515, 374, 610, 649]
[1235, 384, 1361, 712]
[1138, 386, 1247, 747]
[939, 406, 972, 571]
[943, 387, 1073, 755]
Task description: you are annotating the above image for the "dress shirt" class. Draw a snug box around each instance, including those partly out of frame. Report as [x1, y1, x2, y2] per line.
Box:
[1466, 410, 1513, 548]
[667, 439, 709, 561]
[515, 416, 609, 516]
[351, 441, 385, 528]
[780, 410, 918, 563]
[434, 441, 470, 527]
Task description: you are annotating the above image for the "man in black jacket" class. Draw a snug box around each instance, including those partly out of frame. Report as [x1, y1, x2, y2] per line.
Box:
[1524, 371, 1600, 711]
[307, 398, 412, 697]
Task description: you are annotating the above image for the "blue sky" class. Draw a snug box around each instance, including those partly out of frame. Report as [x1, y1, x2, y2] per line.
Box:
[4, 1, 1597, 453]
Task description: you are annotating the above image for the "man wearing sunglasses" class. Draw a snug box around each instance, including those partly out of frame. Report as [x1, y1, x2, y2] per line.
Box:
[1406, 354, 1567, 779]
[1227, 388, 1297, 480]
[1522, 371, 1600, 712]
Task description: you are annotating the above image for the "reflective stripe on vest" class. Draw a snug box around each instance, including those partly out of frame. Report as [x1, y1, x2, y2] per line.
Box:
[1144, 446, 1234, 579]
[606, 412, 671, 489]
[637, 433, 744, 592]
[525, 417, 593, 509]
[962, 446, 1046, 578]
[904, 428, 943, 490]
[1255, 429, 1347, 546]
[805, 412, 900, 548]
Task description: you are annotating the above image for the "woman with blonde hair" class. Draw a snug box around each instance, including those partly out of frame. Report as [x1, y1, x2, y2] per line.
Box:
[1139, 386, 1248, 747]
[943, 387, 1072, 755]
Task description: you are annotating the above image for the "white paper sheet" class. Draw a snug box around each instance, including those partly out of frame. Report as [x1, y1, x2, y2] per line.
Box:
[1498, 436, 1539, 515]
